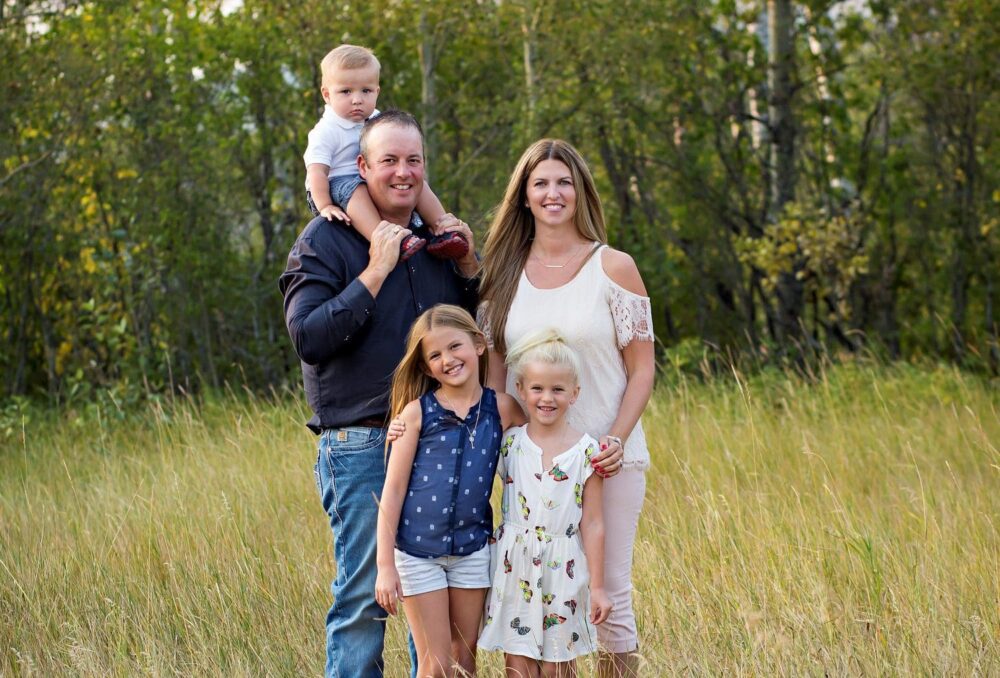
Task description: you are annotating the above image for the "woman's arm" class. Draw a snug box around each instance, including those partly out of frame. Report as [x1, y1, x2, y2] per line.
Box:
[375, 399, 422, 615]
[580, 473, 612, 624]
[591, 249, 656, 475]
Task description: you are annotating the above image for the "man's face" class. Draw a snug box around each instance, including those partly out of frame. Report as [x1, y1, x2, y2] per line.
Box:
[358, 124, 425, 220]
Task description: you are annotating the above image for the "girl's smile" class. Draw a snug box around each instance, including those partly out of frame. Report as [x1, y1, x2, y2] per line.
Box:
[421, 326, 484, 390]
[515, 362, 579, 428]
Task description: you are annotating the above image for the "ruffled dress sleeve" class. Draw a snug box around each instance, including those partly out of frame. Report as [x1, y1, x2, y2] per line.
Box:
[607, 281, 654, 349]
[580, 435, 599, 484]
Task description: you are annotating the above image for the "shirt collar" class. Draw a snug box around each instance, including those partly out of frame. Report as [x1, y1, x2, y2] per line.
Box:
[324, 105, 379, 130]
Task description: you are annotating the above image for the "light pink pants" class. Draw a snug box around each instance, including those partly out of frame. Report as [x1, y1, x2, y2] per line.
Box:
[596, 468, 646, 653]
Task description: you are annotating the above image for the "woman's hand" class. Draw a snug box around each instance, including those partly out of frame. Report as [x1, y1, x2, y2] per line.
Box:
[375, 564, 403, 615]
[591, 435, 624, 478]
[589, 586, 613, 624]
[386, 416, 406, 442]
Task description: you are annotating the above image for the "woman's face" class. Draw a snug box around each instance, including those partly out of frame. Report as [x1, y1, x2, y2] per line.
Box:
[525, 159, 577, 229]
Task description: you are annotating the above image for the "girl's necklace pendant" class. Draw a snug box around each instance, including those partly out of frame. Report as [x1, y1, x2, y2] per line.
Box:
[439, 388, 482, 448]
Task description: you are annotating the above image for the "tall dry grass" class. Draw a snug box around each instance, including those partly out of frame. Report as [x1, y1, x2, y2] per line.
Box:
[1, 364, 997, 675]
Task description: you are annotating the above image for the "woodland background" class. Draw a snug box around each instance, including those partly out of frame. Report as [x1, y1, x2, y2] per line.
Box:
[2, 0, 998, 409]
[2, 3, 998, 674]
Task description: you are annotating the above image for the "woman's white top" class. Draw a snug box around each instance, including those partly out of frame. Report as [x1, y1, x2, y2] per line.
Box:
[483, 246, 654, 470]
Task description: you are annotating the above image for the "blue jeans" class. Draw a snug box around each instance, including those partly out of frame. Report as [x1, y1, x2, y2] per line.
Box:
[315, 426, 389, 678]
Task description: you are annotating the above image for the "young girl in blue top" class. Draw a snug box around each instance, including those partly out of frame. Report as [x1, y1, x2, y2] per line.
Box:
[376, 304, 525, 677]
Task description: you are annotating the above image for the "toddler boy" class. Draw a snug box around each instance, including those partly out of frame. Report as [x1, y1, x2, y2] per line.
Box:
[304, 44, 468, 260]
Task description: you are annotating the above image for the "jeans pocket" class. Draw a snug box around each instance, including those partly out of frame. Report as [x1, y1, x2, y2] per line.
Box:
[324, 427, 387, 455]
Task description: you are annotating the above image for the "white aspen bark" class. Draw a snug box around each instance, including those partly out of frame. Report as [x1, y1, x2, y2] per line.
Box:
[419, 8, 438, 173]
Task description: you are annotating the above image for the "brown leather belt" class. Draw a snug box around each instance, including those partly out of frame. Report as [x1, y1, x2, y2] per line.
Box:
[342, 416, 387, 429]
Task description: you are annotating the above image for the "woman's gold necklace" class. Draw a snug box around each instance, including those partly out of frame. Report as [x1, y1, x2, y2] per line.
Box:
[530, 243, 588, 269]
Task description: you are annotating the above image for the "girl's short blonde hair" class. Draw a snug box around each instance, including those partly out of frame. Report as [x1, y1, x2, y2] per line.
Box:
[506, 328, 581, 383]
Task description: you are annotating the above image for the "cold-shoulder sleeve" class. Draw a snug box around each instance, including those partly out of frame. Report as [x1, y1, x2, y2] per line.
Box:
[607, 281, 654, 349]
[477, 302, 495, 350]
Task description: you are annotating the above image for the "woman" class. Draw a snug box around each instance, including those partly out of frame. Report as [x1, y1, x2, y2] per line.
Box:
[479, 139, 655, 676]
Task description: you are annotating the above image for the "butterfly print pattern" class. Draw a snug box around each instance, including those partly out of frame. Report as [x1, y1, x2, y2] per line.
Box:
[543, 613, 567, 630]
[479, 427, 599, 660]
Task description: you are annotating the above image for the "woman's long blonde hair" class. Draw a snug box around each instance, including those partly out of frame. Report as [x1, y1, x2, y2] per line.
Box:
[388, 304, 489, 420]
[480, 139, 608, 354]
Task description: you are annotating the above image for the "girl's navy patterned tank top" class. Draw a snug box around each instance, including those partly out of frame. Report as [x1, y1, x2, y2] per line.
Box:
[395, 387, 502, 558]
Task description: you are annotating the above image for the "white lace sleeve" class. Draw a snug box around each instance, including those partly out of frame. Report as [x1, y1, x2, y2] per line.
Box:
[608, 283, 654, 349]
[476, 303, 495, 350]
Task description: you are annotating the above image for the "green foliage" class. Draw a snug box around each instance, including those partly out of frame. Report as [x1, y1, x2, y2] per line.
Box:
[1, 0, 998, 403]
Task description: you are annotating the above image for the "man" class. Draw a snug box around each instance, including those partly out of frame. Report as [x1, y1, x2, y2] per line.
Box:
[279, 110, 478, 678]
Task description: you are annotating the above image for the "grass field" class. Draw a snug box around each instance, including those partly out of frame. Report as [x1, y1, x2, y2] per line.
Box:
[1, 363, 997, 676]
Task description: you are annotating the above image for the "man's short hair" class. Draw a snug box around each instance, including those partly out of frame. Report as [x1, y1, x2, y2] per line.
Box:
[321, 44, 380, 82]
[359, 110, 424, 162]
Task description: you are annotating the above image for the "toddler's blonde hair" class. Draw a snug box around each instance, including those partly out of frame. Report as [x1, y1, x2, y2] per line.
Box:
[506, 328, 581, 384]
[321, 44, 380, 82]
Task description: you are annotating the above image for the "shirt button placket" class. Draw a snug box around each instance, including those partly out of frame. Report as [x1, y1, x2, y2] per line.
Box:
[449, 428, 464, 553]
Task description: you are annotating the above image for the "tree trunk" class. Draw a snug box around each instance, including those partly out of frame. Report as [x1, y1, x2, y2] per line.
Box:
[419, 9, 439, 173]
[767, 0, 803, 348]
[520, 2, 540, 140]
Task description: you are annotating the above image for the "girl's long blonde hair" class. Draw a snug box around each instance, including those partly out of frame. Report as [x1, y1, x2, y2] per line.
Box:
[388, 304, 489, 420]
[479, 139, 608, 354]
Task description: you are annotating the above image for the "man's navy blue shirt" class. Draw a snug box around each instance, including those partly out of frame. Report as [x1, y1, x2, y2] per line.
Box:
[279, 216, 478, 432]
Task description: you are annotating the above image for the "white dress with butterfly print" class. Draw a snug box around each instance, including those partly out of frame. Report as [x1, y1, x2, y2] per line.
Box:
[479, 425, 599, 660]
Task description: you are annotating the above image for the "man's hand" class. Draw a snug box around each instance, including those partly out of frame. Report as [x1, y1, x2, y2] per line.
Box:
[433, 213, 478, 277]
[359, 221, 410, 297]
[320, 204, 350, 224]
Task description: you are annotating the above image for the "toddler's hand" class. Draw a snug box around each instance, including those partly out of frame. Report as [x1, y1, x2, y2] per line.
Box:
[375, 565, 403, 616]
[387, 417, 406, 442]
[321, 204, 350, 224]
[589, 587, 613, 625]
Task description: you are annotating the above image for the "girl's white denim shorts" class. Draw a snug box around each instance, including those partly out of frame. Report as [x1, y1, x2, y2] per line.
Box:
[394, 544, 491, 597]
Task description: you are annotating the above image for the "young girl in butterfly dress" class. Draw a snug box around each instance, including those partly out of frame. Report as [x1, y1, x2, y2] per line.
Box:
[376, 305, 524, 677]
[478, 328, 612, 675]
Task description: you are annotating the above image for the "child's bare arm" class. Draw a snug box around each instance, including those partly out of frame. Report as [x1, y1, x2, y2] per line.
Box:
[416, 182, 447, 229]
[375, 400, 422, 615]
[306, 163, 348, 222]
[498, 393, 527, 429]
[580, 473, 612, 624]
[344, 184, 386, 241]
